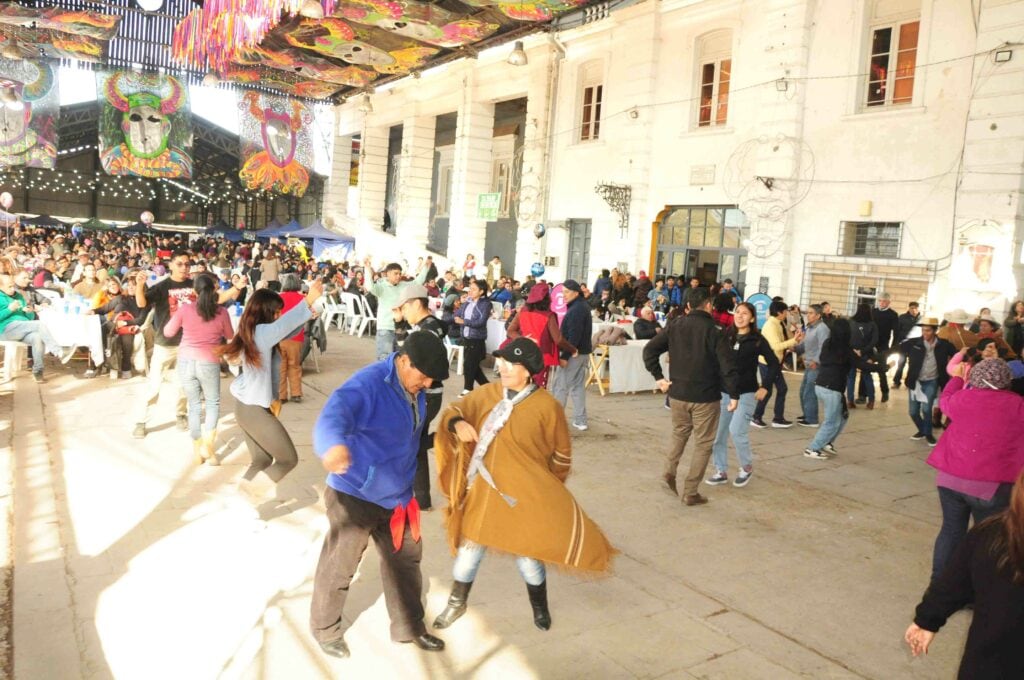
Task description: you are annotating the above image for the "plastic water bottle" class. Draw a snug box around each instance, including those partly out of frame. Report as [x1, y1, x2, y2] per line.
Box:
[503, 301, 511, 319]
[62, 298, 70, 315]
[234, 301, 242, 317]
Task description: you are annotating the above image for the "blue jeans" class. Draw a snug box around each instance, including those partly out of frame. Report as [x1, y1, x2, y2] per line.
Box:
[809, 386, 848, 450]
[712, 392, 756, 472]
[752, 364, 788, 421]
[846, 368, 874, 402]
[1, 320, 60, 374]
[452, 541, 546, 586]
[375, 330, 396, 361]
[799, 366, 820, 424]
[908, 379, 938, 437]
[177, 359, 221, 441]
[931, 484, 1012, 581]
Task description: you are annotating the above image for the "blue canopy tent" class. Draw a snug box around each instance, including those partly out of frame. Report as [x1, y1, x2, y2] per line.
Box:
[207, 222, 247, 242]
[254, 218, 298, 240]
[288, 220, 355, 260]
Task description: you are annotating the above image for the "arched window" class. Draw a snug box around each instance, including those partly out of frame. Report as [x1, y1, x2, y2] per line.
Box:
[696, 29, 732, 128]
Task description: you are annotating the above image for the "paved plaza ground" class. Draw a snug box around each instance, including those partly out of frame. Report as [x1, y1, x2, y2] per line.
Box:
[6, 332, 969, 679]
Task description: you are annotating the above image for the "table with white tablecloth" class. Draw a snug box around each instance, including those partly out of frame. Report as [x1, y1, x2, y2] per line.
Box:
[594, 339, 669, 394]
[38, 308, 104, 365]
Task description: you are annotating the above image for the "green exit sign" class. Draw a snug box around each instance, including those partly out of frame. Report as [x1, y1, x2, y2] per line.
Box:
[477, 192, 501, 220]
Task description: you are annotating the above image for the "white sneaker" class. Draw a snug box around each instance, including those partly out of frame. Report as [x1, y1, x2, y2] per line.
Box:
[572, 423, 589, 431]
[460, 389, 471, 396]
[803, 448, 829, 460]
[822, 443, 837, 455]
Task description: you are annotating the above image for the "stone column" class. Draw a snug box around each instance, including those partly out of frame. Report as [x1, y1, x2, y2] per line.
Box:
[357, 123, 389, 240]
[514, 52, 554, 281]
[448, 88, 494, 268]
[322, 125, 352, 231]
[395, 115, 436, 248]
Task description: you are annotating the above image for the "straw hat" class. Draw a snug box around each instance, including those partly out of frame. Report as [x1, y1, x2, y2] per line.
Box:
[916, 316, 941, 327]
[944, 309, 970, 324]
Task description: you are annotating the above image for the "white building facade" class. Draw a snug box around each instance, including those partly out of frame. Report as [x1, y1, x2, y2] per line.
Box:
[328, 0, 1024, 316]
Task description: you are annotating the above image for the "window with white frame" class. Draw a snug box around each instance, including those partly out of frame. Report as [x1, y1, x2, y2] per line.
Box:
[578, 60, 603, 142]
[864, 1, 920, 107]
[491, 159, 511, 217]
[695, 29, 732, 128]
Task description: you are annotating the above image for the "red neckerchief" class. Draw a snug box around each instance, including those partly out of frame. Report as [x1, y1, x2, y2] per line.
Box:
[389, 498, 421, 552]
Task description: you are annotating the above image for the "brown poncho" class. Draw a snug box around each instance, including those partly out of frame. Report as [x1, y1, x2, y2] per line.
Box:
[434, 383, 615, 574]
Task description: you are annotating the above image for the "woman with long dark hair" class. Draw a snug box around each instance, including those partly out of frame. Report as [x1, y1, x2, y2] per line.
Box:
[164, 273, 234, 465]
[707, 302, 778, 487]
[906, 467, 1024, 675]
[454, 278, 491, 395]
[219, 279, 324, 499]
[505, 282, 576, 388]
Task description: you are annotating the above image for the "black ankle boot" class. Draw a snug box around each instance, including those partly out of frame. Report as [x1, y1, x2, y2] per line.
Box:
[526, 582, 551, 631]
[433, 580, 473, 629]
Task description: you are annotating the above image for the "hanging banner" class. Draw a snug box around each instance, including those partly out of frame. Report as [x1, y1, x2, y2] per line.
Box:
[97, 71, 193, 179]
[237, 91, 313, 197]
[0, 59, 59, 170]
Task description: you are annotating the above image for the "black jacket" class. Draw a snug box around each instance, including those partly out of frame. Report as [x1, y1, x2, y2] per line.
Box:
[633, 318, 659, 340]
[896, 311, 920, 343]
[816, 340, 878, 392]
[728, 331, 779, 395]
[872, 307, 899, 351]
[643, 310, 738, 402]
[850, 319, 878, 353]
[914, 519, 1024, 679]
[901, 336, 957, 389]
[559, 297, 593, 357]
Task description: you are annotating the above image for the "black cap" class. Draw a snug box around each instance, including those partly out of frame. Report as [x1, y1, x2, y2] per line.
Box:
[493, 337, 544, 375]
[562, 279, 582, 293]
[402, 331, 449, 382]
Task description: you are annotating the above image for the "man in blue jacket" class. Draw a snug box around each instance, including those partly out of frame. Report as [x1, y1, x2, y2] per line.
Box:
[310, 331, 449, 659]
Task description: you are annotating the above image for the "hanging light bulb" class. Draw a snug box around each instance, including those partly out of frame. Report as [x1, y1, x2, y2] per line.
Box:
[202, 72, 220, 87]
[358, 94, 373, 114]
[299, 0, 324, 18]
[507, 41, 528, 66]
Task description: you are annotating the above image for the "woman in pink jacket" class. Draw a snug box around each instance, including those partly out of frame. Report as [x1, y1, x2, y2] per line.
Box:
[926, 358, 1024, 581]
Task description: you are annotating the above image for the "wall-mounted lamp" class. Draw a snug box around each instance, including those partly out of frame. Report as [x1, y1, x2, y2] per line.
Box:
[994, 49, 1013, 63]
[628, 107, 639, 119]
[507, 41, 528, 67]
[358, 94, 373, 114]
[775, 78, 789, 92]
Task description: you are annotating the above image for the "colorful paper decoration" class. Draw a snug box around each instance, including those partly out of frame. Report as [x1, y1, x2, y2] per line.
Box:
[97, 71, 193, 179]
[0, 5, 119, 63]
[234, 40, 376, 86]
[281, 17, 438, 74]
[0, 59, 59, 170]
[458, 0, 588, 21]
[334, 0, 499, 48]
[223, 67, 344, 99]
[171, 1, 337, 73]
[238, 91, 314, 196]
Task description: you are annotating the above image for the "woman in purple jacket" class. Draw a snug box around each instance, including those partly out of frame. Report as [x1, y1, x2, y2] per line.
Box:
[926, 357, 1024, 581]
[453, 278, 490, 395]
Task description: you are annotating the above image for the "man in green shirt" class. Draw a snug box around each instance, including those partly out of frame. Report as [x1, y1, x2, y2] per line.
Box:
[0, 273, 72, 383]
[365, 262, 428, 360]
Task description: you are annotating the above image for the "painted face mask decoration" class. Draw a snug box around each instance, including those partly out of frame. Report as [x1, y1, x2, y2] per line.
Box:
[238, 91, 311, 197]
[0, 61, 58, 170]
[99, 71, 192, 178]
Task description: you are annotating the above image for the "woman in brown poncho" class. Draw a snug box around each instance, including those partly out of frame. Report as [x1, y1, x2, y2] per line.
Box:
[432, 337, 615, 632]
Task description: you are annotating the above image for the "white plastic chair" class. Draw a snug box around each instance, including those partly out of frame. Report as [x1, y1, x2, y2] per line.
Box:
[340, 292, 363, 335]
[0, 341, 30, 382]
[355, 295, 377, 338]
[444, 337, 464, 375]
[35, 289, 61, 305]
[320, 296, 345, 331]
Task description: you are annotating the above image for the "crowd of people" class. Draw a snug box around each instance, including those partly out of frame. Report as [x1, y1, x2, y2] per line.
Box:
[2, 222, 1022, 673]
